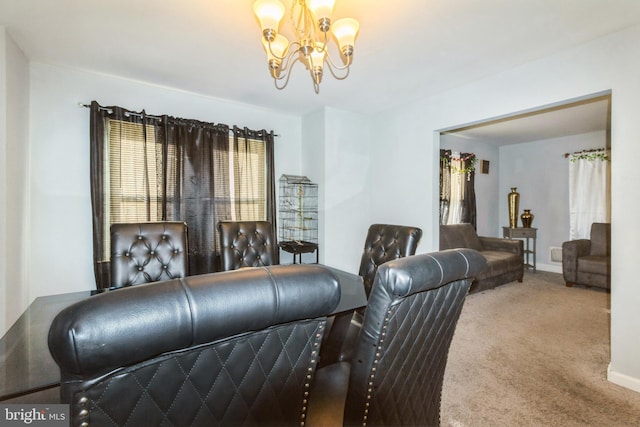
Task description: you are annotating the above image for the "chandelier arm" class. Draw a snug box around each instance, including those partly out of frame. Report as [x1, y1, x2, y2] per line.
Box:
[308, 68, 320, 94]
[324, 51, 353, 72]
[325, 60, 351, 81]
[274, 56, 303, 89]
[278, 49, 299, 80]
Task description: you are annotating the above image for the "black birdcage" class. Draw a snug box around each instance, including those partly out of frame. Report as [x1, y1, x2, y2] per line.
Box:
[278, 174, 318, 262]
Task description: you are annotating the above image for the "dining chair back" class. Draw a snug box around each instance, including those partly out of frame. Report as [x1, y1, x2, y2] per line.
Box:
[308, 248, 487, 427]
[49, 264, 340, 427]
[218, 220, 278, 271]
[320, 224, 423, 366]
[358, 223, 423, 297]
[110, 221, 188, 288]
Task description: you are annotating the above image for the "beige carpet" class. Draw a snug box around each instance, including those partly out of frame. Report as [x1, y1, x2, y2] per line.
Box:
[441, 271, 640, 427]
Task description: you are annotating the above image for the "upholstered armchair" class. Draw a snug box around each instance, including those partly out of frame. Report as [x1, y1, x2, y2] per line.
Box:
[307, 249, 487, 427]
[562, 222, 611, 290]
[110, 221, 188, 289]
[218, 220, 278, 271]
[48, 264, 340, 427]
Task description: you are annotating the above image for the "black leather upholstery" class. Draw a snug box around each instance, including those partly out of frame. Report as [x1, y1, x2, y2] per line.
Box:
[320, 224, 422, 366]
[218, 220, 278, 271]
[307, 249, 487, 427]
[48, 264, 341, 427]
[110, 221, 188, 288]
[358, 224, 423, 298]
[562, 222, 611, 289]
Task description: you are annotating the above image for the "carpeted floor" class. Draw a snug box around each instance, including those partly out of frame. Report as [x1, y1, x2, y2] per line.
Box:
[441, 270, 640, 427]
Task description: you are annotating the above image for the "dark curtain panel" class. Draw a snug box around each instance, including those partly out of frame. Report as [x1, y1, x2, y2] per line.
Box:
[439, 149, 451, 225]
[460, 152, 477, 228]
[160, 118, 230, 275]
[90, 102, 161, 289]
[233, 126, 279, 264]
[89, 101, 109, 289]
[90, 102, 274, 288]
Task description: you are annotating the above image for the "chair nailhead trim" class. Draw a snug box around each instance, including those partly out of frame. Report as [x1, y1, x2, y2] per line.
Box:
[361, 305, 396, 426]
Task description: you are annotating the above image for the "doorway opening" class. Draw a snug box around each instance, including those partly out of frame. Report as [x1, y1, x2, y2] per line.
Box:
[437, 90, 611, 274]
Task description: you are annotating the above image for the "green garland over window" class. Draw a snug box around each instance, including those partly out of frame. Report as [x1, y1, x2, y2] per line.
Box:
[569, 149, 610, 162]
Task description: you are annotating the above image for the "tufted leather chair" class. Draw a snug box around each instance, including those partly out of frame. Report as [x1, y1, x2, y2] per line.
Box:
[110, 221, 188, 289]
[307, 249, 487, 427]
[48, 264, 340, 427]
[218, 220, 278, 271]
[320, 224, 423, 366]
[358, 224, 423, 298]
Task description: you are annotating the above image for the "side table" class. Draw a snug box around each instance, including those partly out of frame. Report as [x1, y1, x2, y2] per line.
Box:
[279, 241, 319, 264]
[502, 227, 537, 272]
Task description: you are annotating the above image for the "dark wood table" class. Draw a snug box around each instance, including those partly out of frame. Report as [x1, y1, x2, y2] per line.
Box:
[0, 266, 366, 402]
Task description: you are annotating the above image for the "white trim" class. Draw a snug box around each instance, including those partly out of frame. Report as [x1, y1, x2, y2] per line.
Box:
[535, 263, 562, 274]
[608, 364, 640, 394]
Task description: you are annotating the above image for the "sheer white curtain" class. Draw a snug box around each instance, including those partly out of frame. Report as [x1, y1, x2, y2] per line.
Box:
[445, 157, 465, 224]
[569, 149, 610, 239]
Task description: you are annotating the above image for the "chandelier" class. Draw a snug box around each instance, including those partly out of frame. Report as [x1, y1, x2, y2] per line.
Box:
[253, 0, 359, 93]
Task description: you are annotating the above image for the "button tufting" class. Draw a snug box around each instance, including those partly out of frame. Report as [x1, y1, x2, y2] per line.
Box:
[78, 396, 88, 404]
[138, 267, 143, 271]
[137, 235, 142, 240]
[79, 409, 89, 417]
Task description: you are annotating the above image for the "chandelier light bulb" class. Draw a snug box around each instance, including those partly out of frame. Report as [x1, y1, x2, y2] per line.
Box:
[254, 0, 285, 40]
[308, 0, 336, 31]
[332, 18, 359, 56]
[309, 43, 327, 84]
[262, 34, 289, 77]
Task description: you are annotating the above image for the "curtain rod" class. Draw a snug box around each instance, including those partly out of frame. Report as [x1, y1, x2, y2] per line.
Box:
[562, 148, 607, 158]
[78, 102, 162, 120]
[78, 102, 280, 137]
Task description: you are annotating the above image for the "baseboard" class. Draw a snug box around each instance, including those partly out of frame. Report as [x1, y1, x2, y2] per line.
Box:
[608, 364, 640, 393]
[534, 263, 562, 274]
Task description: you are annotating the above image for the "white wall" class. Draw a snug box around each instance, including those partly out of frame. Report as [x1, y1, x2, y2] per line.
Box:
[299, 107, 371, 272]
[0, 29, 7, 335]
[500, 131, 607, 272]
[0, 28, 30, 334]
[11, 63, 303, 330]
[368, 25, 640, 391]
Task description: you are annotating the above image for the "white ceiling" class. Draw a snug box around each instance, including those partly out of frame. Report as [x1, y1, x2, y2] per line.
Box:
[1, 0, 638, 127]
[441, 94, 611, 146]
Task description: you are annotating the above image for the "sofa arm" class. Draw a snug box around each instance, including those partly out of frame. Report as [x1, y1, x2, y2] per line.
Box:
[479, 236, 523, 255]
[562, 239, 590, 284]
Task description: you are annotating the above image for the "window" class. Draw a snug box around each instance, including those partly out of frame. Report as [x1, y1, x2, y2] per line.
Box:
[90, 102, 276, 288]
